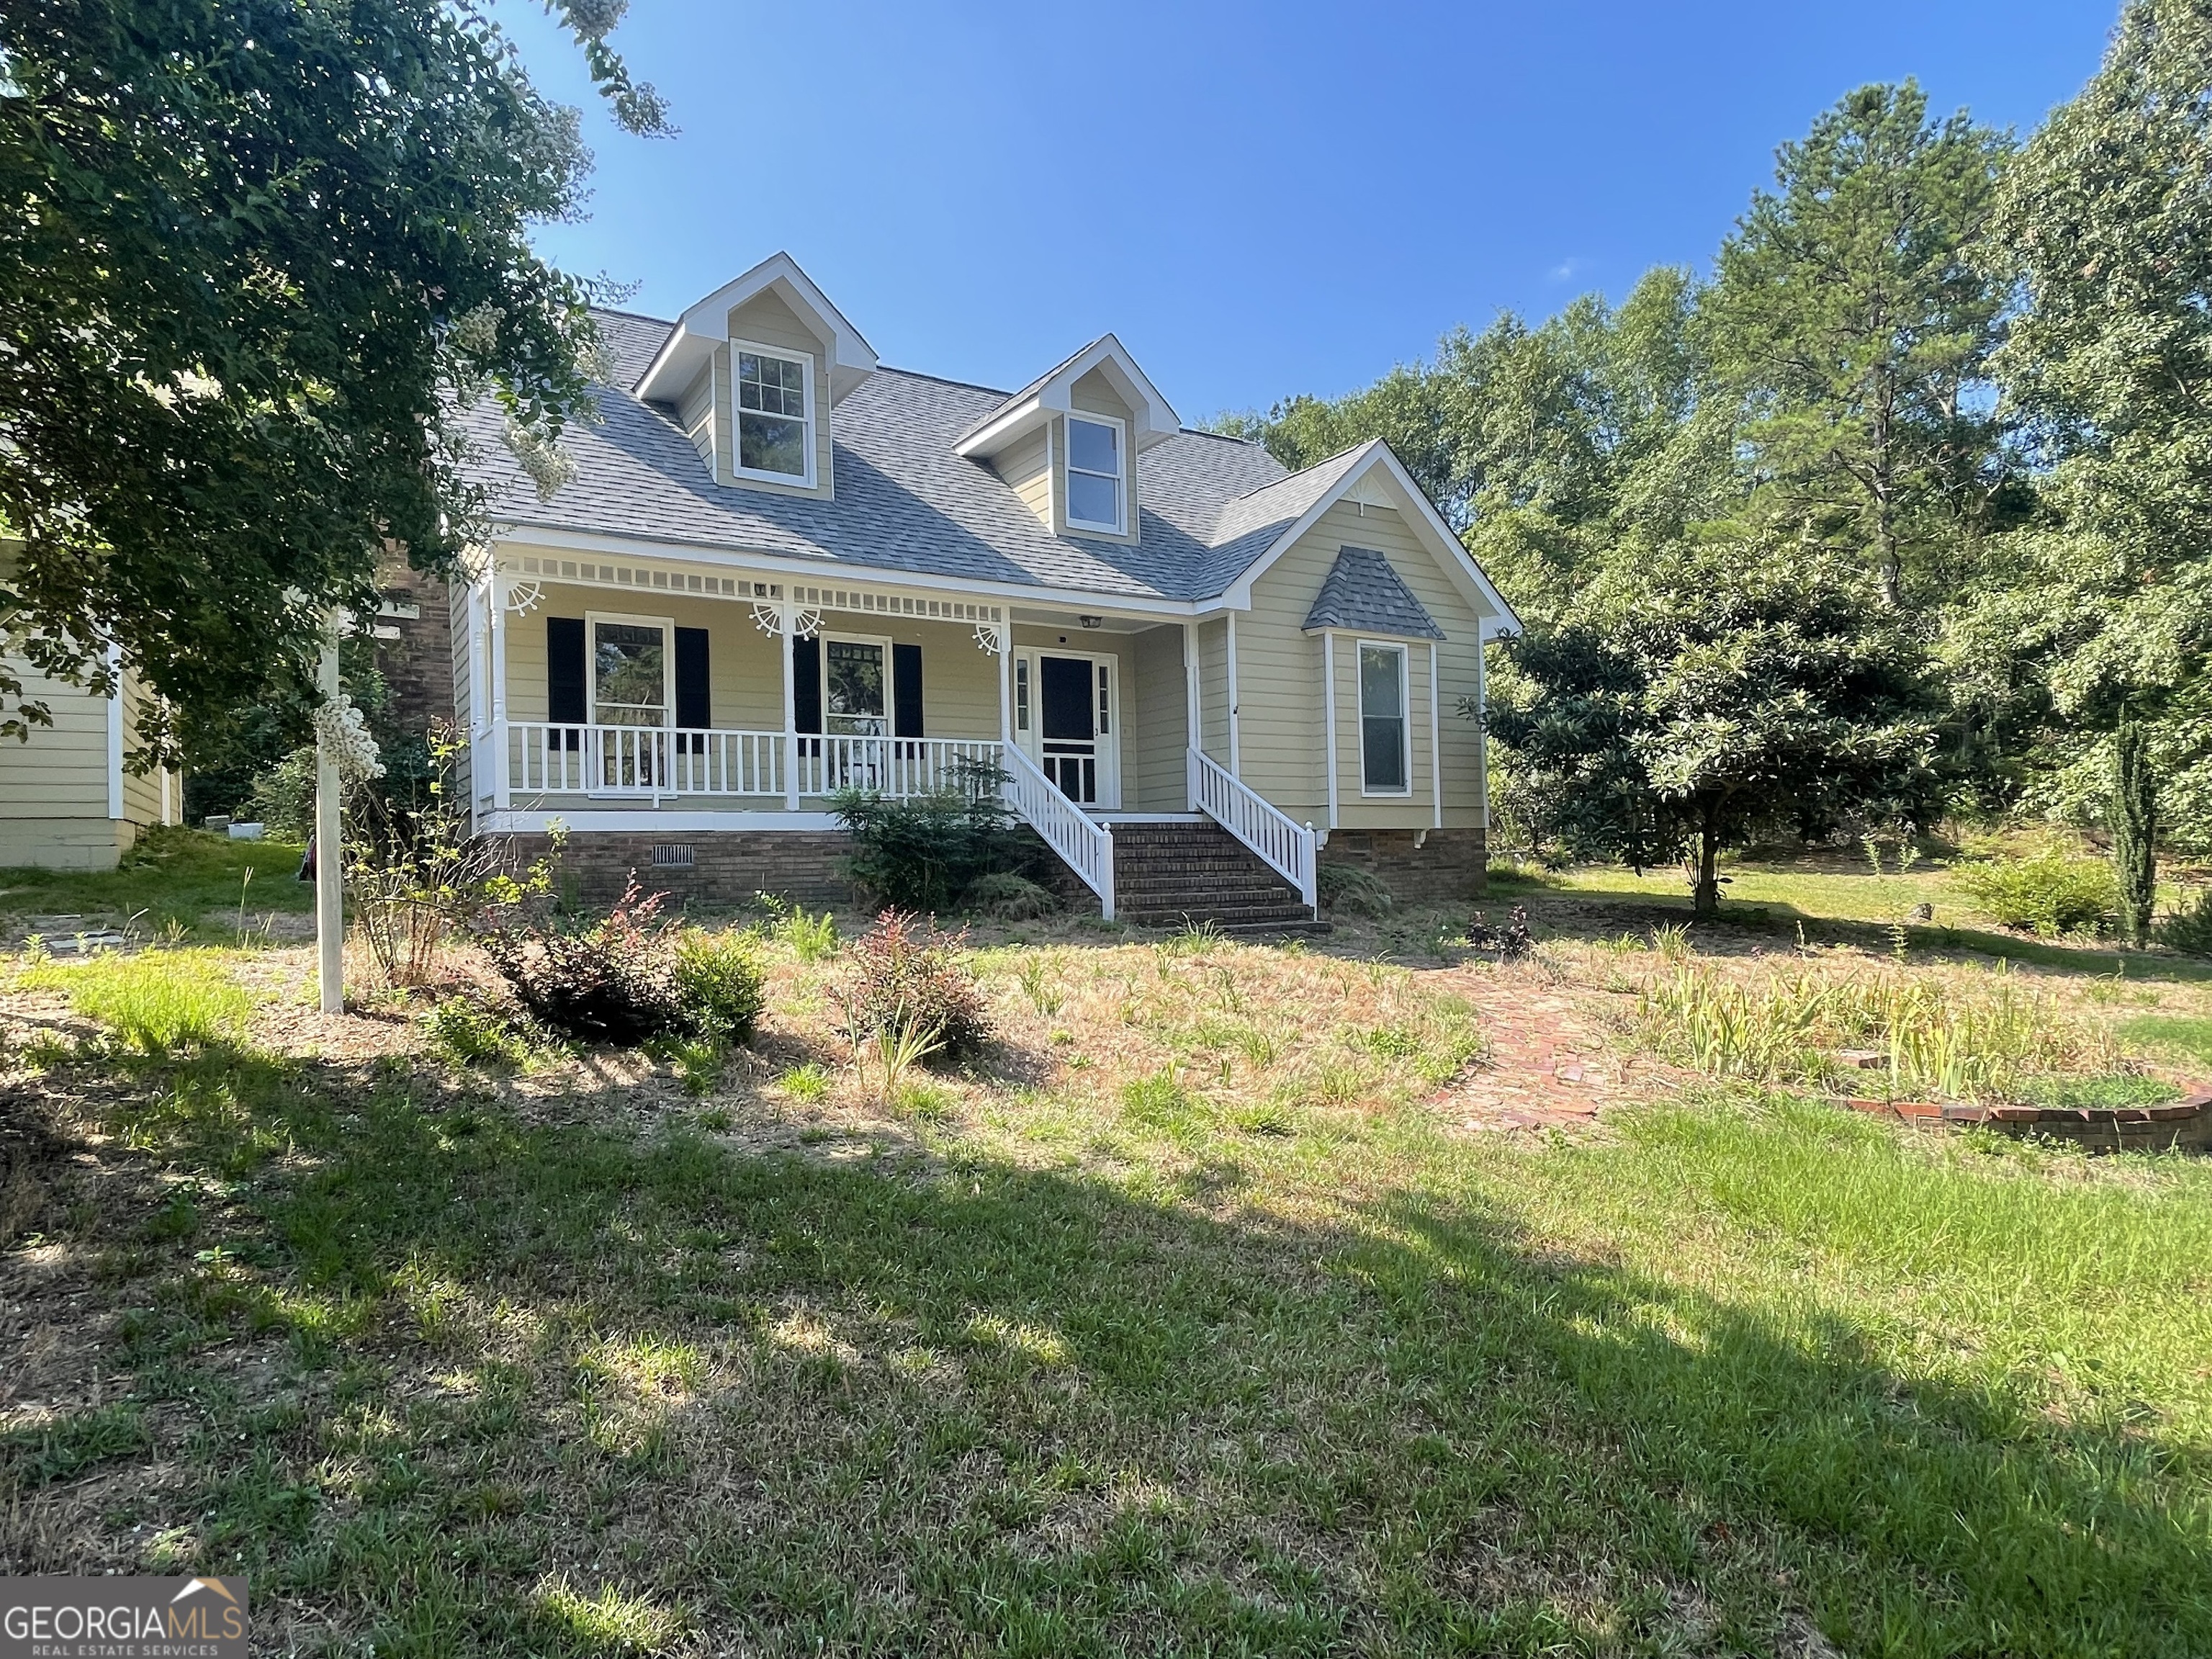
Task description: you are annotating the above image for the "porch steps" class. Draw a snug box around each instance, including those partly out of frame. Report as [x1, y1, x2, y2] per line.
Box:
[1107, 821, 1328, 938]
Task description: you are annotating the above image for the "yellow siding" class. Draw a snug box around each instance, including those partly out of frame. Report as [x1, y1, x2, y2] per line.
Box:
[449, 580, 477, 804]
[1128, 624, 1189, 811]
[676, 358, 716, 469]
[117, 670, 172, 828]
[722, 289, 835, 499]
[1194, 617, 1230, 765]
[1241, 499, 1492, 830]
[0, 655, 112, 819]
[994, 426, 1053, 530]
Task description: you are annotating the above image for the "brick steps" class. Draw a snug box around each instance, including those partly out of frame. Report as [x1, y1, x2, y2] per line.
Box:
[1104, 819, 1326, 936]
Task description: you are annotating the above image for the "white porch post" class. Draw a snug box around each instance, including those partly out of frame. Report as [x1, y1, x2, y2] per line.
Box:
[315, 620, 344, 1015]
[1183, 620, 1200, 807]
[1225, 610, 1241, 777]
[997, 615, 1012, 745]
[1429, 640, 1443, 830]
[1322, 630, 1339, 831]
[781, 598, 799, 809]
[488, 572, 511, 811]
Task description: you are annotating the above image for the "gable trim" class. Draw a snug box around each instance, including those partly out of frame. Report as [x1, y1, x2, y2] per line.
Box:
[1215, 441, 1522, 634]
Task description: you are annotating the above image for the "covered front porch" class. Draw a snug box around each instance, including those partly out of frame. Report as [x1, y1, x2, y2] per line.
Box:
[459, 548, 1319, 920]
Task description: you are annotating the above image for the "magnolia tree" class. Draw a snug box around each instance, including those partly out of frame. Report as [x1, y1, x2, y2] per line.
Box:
[1479, 539, 1944, 916]
[0, 0, 667, 763]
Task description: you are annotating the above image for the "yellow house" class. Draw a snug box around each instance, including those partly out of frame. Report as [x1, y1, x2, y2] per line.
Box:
[431, 253, 1521, 928]
[0, 618, 183, 870]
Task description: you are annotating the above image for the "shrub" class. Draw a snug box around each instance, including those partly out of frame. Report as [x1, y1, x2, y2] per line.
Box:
[1318, 863, 1395, 916]
[242, 746, 317, 840]
[346, 727, 523, 989]
[477, 878, 686, 1046]
[830, 766, 1027, 914]
[673, 930, 766, 1041]
[963, 870, 1057, 920]
[426, 997, 539, 1068]
[1465, 907, 1534, 962]
[834, 911, 991, 1063]
[1949, 845, 2118, 938]
[2154, 888, 2212, 958]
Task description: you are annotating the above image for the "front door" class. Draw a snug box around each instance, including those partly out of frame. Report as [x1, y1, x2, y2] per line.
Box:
[1017, 651, 1118, 808]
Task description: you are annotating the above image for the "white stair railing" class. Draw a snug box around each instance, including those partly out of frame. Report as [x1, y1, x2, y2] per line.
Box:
[1001, 743, 1115, 919]
[1189, 747, 1318, 914]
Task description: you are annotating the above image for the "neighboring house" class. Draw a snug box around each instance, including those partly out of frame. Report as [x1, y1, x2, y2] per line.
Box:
[432, 251, 1521, 927]
[0, 544, 184, 869]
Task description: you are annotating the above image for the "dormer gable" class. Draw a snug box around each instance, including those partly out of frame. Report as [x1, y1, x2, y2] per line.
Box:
[955, 335, 1179, 543]
[634, 252, 876, 500]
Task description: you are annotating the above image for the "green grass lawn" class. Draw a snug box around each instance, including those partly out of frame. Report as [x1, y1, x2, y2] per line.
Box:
[6, 942, 2212, 1655]
[1500, 855, 2212, 983]
[0, 825, 310, 939]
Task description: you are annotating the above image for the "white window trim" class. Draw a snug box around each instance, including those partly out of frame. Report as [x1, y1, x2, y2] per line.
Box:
[585, 611, 676, 728]
[819, 630, 896, 734]
[1064, 410, 1128, 535]
[1356, 637, 1412, 797]
[730, 338, 817, 488]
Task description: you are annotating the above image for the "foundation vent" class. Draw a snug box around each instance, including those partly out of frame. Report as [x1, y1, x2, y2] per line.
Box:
[652, 843, 696, 869]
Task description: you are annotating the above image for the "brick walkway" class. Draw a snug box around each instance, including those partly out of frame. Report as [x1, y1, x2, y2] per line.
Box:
[1427, 968, 1673, 1133]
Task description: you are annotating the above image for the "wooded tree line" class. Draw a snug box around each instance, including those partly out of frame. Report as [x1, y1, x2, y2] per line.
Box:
[1215, 0, 2212, 929]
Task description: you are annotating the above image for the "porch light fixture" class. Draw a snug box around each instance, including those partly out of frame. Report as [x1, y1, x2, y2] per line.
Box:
[1078, 615, 1103, 629]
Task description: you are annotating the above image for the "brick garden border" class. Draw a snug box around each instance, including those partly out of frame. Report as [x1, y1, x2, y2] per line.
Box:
[1845, 1087, 2212, 1154]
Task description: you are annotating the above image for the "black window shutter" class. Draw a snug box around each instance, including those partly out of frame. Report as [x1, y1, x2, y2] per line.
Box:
[547, 617, 586, 724]
[792, 634, 822, 733]
[674, 627, 711, 728]
[892, 642, 924, 737]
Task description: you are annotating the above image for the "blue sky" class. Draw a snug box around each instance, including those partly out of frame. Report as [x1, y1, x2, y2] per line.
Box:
[506, 0, 2118, 421]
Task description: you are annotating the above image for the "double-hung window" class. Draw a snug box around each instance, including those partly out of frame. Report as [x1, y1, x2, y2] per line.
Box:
[1065, 415, 1125, 534]
[1358, 642, 1409, 794]
[734, 344, 814, 483]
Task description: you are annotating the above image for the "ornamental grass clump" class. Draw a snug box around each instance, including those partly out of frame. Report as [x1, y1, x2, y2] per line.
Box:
[833, 911, 991, 1065]
[1633, 958, 2115, 1103]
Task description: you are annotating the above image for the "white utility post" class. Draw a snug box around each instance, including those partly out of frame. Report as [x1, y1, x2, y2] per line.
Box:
[314, 620, 344, 1015]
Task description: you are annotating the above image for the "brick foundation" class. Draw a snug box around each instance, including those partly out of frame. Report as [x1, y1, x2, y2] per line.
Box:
[493, 830, 856, 908]
[1318, 827, 1488, 904]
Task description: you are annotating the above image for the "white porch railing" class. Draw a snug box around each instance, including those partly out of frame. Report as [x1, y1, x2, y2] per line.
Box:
[789, 735, 1004, 799]
[1190, 746, 1318, 914]
[1002, 742, 1115, 920]
[506, 723, 786, 798]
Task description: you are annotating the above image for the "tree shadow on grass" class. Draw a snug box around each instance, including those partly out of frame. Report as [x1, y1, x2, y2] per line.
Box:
[6, 1043, 2209, 1657]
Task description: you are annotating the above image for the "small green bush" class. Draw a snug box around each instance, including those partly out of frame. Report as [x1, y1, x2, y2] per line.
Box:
[756, 894, 839, 961]
[426, 998, 536, 1068]
[241, 746, 318, 840]
[834, 911, 991, 1062]
[1949, 845, 2118, 938]
[673, 930, 766, 1041]
[1318, 863, 1395, 916]
[830, 768, 1028, 914]
[963, 870, 1057, 920]
[2154, 888, 2212, 958]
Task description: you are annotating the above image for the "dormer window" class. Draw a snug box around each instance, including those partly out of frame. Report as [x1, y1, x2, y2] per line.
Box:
[734, 344, 814, 484]
[1066, 415, 1125, 534]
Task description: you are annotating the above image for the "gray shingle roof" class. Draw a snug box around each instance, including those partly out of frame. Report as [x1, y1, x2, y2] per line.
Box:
[458, 309, 1338, 604]
[1302, 547, 1446, 639]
